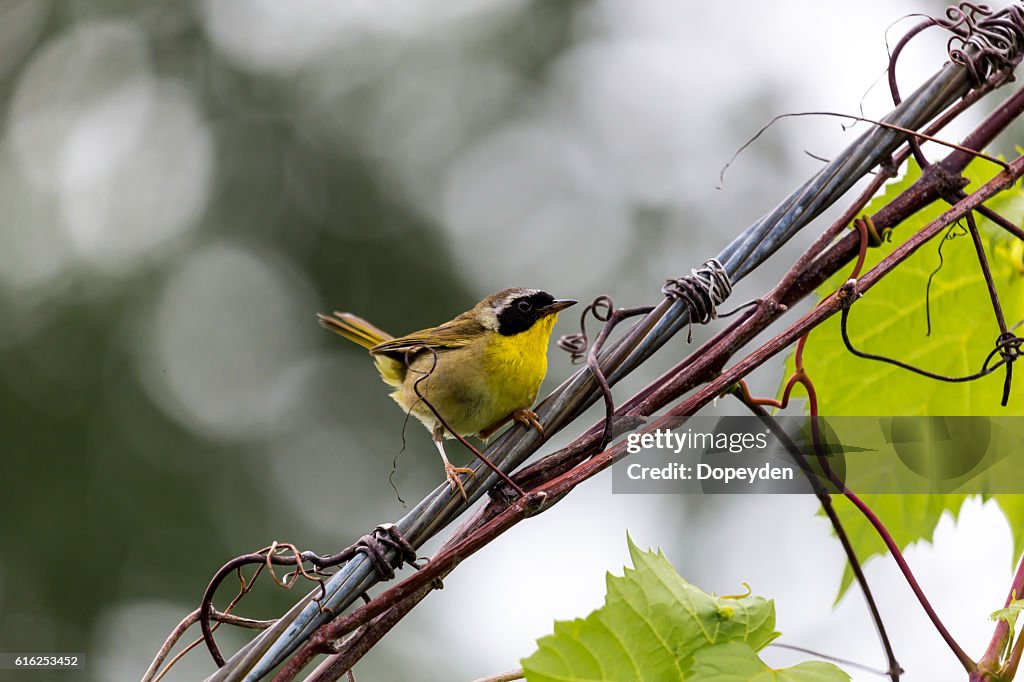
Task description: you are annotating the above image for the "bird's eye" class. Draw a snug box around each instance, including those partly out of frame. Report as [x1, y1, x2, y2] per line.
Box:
[517, 300, 532, 312]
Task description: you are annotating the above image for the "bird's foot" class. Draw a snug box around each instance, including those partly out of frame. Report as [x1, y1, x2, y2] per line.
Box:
[444, 462, 476, 502]
[513, 409, 544, 436]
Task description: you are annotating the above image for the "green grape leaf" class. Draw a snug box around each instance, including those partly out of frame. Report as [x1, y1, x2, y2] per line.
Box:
[688, 642, 850, 682]
[522, 538, 847, 681]
[990, 599, 1024, 627]
[779, 159, 1024, 600]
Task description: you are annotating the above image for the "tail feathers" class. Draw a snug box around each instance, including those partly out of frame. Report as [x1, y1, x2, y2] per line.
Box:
[317, 311, 393, 350]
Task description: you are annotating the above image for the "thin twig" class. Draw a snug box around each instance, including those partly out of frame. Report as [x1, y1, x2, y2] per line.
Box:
[144, 609, 276, 682]
[769, 642, 890, 677]
[719, 110, 1009, 188]
[471, 670, 525, 682]
[838, 483, 974, 671]
[734, 397, 902, 680]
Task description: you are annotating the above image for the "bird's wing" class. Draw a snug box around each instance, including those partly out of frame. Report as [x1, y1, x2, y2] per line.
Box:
[370, 311, 482, 360]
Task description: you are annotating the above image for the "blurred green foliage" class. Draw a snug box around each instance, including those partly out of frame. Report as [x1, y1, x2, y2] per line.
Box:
[0, 2, 579, 678]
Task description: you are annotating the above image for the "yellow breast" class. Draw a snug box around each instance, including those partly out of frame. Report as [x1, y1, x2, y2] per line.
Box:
[482, 313, 556, 412]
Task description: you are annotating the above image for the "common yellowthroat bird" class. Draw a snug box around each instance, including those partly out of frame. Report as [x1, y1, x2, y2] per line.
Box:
[318, 289, 576, 500]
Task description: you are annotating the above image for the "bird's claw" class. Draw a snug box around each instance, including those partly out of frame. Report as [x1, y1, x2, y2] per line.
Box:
[513, 409, 544, 436]
[444, 462, 476, 502]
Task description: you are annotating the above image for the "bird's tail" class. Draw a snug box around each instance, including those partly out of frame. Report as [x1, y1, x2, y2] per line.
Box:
[317, 311, 394, 349]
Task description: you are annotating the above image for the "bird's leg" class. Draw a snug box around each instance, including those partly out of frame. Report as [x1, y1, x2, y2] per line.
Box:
[478, 409, 544, 441]
[477, 413, 512, 440]
[433, 424, 475, 502]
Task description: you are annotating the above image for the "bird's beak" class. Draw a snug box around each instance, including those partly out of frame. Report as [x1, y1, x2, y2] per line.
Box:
[540, 299, 577, 316]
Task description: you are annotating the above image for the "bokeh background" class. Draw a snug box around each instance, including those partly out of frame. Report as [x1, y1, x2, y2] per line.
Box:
[1, 1, 1021, 680]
